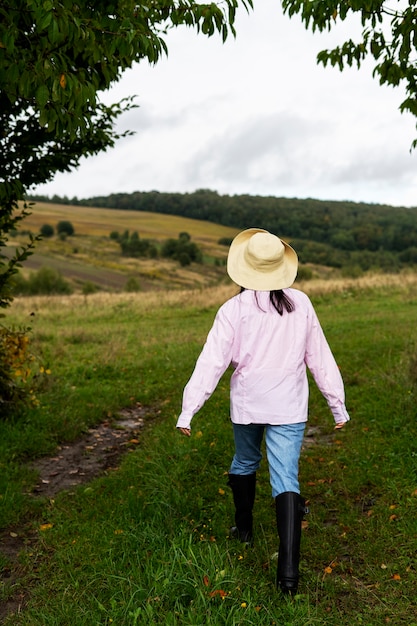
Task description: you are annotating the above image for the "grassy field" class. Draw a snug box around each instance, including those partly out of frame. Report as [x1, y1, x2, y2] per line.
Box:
[10, 201, 240, 292]
[1, 273, 417, 624]
[20, 201, 238, 243]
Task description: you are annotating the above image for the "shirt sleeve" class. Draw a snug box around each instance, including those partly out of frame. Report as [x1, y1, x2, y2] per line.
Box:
[304, 302, 350, 425]
[176, 304, 235, 429]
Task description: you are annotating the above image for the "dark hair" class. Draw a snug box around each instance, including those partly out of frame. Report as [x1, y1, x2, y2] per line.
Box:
[240, 288, 295, 316]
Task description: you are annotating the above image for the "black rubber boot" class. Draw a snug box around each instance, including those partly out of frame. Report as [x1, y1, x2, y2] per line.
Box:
[227, 473, 256, 545]
[275, 491, 308, 595]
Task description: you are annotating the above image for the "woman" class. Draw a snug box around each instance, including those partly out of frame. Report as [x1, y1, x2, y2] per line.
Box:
[176, 228, 350, 594]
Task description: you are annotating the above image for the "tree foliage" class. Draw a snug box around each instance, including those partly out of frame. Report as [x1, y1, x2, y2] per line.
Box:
[282, 0, 417, 145]
[161, 232, 203, 265]
[0, 0, 253, 310]
[118, 230, 158, 258]
[39, 189, 417, 273]
[57, 220, 74, 237]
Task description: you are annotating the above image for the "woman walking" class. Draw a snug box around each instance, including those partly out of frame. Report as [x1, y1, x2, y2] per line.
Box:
[176, 228, 350, 594]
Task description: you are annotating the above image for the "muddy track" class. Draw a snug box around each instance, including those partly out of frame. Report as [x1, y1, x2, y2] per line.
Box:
[0, 403, 147, 622]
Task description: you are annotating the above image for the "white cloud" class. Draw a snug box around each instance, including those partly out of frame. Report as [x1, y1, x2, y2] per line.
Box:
[34, 0, 417, 207]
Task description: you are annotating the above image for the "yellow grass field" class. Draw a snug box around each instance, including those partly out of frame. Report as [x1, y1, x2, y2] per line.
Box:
[22, 201, 239, 246]
[11, 271, 417, 322]
[11, 201, 242, 291]
[12, 202, 417, 296]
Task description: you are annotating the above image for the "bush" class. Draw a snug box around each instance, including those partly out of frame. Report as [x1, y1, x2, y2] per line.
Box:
[178, 252, 191, 266]
[81, 281, 99, 295]
[40, 224, 54, 237]
[13, 267, 73, 296]
[125, 277, 141, 292]
[296, 265, 314, 281]
[161, 234, 203, 264]
[119, 231, 158, 258]
[0, 325, 46, 417]
[57, 220, 75, 236]
[218, 237, 233, 246]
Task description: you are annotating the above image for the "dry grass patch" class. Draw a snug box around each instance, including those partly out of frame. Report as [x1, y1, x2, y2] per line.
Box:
[9, 271, 417, 324]
[20, 202, 238, 243]
[10, 284, 237, 322]
[297, 270, 417, 296]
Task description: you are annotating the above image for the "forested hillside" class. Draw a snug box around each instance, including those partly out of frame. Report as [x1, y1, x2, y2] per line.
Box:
[31, 190, 417, 274]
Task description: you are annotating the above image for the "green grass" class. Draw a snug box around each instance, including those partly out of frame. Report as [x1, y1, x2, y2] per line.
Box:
[1, 283, 417, 624]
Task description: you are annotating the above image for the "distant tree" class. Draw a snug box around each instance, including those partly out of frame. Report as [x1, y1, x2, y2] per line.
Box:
[119, 230, 157, 258]
[40, 224, 54, 238]
[57, 221, 74, 237]
[282, 0, 417, 145]
[178, 252, 192, 267]
[399, 247, 417, 264]
[161, 234, 203, 264]
[218, 237, 234, 246]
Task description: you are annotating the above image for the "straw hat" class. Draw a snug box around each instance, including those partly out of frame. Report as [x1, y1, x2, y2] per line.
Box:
[227, 228, 298, 291]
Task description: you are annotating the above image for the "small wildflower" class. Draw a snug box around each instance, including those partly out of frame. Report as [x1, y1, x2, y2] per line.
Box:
[241, 602, 247, 608]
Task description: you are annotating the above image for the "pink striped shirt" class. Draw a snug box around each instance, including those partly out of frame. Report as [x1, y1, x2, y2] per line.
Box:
[176, 288, 350, 429]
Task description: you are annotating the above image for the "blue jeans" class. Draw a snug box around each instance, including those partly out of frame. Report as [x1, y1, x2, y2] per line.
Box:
[229, 422, 306, 498]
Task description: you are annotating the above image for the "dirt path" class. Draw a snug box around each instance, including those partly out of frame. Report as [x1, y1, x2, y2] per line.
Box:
[0, 417, 326, 621]
[0, 403, 146, 622]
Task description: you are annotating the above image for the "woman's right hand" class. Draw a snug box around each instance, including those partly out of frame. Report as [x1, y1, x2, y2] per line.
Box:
[178, 427, 191, 437]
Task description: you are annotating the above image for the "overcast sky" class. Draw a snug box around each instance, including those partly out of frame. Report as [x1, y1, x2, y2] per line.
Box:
[34, 0, 417, 208]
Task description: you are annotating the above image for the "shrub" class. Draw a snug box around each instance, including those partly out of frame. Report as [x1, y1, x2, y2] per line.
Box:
[13, 267, 73, 296]
[119, 231, 158, 258]
[296, 265, 314, 281]
[0, 325, 47, 417]
[81, 281, 99, 295]
[125, 277, 141, 292]
[178, 252, 191, 266]
[218, 237, 233, 246]
[40, 224, 54, 237]
[57, 220, 75, 236]
[110, 231, 120, 240]
[161, 234, 202, 264]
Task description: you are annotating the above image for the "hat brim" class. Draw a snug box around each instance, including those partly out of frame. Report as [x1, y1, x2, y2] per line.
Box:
[227, 228, 298, 291]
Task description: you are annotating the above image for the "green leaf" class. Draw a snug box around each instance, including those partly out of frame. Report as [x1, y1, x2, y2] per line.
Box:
[35, 85, 50, 108]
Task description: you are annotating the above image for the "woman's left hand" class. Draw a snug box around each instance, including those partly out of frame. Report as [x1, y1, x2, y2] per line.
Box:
[178, 427, 191, 437]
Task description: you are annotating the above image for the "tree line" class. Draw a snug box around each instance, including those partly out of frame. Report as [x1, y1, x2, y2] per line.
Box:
[31, 190, 417, 274]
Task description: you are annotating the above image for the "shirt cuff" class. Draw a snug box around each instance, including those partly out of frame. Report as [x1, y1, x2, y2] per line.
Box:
[176, 414, 192, 429]
[331, 403, 350, 424]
